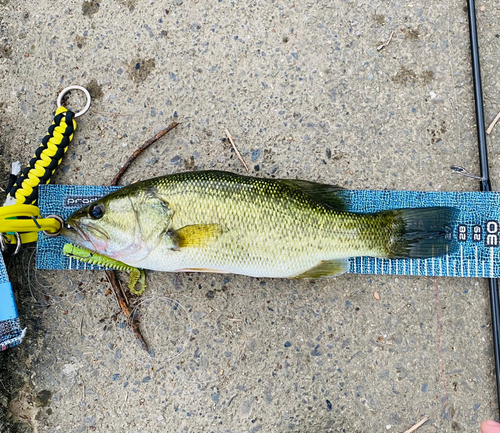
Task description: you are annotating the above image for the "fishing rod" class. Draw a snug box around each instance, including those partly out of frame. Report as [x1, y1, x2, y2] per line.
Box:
[466, 0, 500, 417]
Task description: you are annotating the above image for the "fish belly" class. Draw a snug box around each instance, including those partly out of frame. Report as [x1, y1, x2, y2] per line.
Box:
[136, 244, 346, 278]
[132, 208, 376, 278]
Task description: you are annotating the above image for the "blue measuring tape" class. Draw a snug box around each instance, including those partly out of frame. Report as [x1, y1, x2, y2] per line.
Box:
[36, 184, 500, 278]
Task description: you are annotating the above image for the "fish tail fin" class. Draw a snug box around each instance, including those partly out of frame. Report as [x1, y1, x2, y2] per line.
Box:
[380, 207, 457, 259]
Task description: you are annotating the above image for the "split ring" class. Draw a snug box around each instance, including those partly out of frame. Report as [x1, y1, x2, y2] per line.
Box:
[43, 215, 65, 237]
[57, 86, 91, 118]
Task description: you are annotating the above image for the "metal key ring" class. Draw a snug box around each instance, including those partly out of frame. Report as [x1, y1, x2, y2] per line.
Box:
[12, 232, 21, 256]
[57, 86, 91, 118]
[42, 214, 65, 238]
[0, 232, 22, 255]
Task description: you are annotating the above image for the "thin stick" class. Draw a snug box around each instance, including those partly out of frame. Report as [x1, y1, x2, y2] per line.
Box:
[377, 30, 394, 51]
[486, 110, 500, 134]
[225, 128, 249, 172]
[105, 122, 178, 352]
[117, 273, 129, 306]
[80, 316, 83, 336]
[402, 417, 429, 433]
[227, 394, 237, 407]
[92, 111, 136, 117]
[106, 270, 148, 352]
[110, 122, 179, 186]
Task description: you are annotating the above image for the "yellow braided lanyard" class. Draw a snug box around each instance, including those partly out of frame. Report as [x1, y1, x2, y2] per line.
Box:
[1, 107, 77, 245]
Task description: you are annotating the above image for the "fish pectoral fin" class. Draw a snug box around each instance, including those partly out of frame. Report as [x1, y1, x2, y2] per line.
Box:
[278, 179, 348, 210]
[174, 224, 222, 248]
[293, 259, 349, 279]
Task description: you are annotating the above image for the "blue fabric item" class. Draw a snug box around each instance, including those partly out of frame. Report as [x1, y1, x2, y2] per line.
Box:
[37, 184, 500, 278]
[0, 282, 18, 321]
[0, 251, 10, 285]
[0, 317, 25, 351]
[37, 184, 118, 271]
[0, 253, 25, 351]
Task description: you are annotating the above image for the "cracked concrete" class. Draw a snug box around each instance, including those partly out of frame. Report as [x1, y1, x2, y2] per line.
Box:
[1, 0, 500, 431]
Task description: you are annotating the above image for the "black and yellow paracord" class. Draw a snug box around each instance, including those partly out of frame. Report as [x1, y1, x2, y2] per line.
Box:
[0, 107, 78, 246]
[1, 86, 91, 249]
[8, 107, 76, 206]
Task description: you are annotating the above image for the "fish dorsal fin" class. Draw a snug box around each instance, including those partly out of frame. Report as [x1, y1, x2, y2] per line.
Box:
[133, 189, 174, 245]
[278, 179, 347, 210]
[174, 224, 222, 248]
[293, 259, 349, 279]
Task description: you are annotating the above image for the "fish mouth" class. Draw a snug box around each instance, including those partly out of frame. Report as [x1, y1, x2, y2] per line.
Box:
[61, 220, 89, 242]
[61, 219, 109, 250]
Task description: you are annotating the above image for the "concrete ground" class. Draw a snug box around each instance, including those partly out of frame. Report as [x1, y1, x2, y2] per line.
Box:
[1, 0, 500, 431]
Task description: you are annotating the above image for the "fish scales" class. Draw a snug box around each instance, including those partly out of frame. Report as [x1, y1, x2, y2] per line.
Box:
[63, 171, 456, 279]
[148, 173, 378, 276]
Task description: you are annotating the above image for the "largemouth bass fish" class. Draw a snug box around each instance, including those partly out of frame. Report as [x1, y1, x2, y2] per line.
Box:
[62, 170, 456, 280]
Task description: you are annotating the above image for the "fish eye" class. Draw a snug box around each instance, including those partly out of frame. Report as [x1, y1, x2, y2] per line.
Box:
[89, 203, 105, 220]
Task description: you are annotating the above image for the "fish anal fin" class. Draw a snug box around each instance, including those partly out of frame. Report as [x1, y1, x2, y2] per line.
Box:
[175, 224, 222, 248]
[278, 179, 347, 210]
[293, 259, 349, 279]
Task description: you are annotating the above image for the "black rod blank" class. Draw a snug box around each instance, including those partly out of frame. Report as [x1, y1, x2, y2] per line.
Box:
[466, 0, 500, 418]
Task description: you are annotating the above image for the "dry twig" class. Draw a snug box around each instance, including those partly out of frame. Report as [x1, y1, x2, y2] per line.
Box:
[402, 417, 429, 433]
[225, 128, 249, 172]
[486, 110, 500, 134]
[111, 122, 179, 186]
[106, 121, 178, 352]
[92, 111, 136, 117]
[377, 31, 394, 51]
[106, 270, 148, 352]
